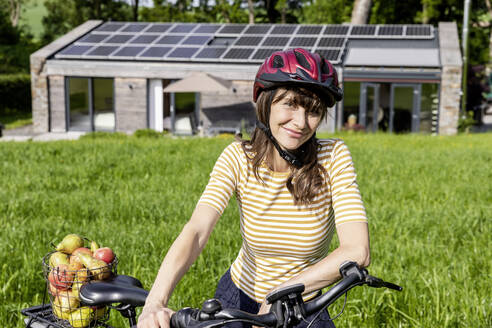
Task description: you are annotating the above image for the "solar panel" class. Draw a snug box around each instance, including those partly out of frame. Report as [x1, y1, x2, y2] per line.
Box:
[95, 22, 124, 32]
[86, 46, 119, 56]
[318, 37, 344, 48]
[131, 35, 159, 44]
[316, 49, 340, 61]
[324, 25, 349, 35]
[195, 25, 221, 33]
[350, 25, 376, 35]
[235, 36, 263, 46]
[378, 25, 403, 36]
[297, 26, 323, 35]
[194, 47, 227, 59]
[209, 37, 236, 46]
[139, 47, 172, 58]
[156, 35, 183, 45]
[182, 35, 211, 45]
[167, 47, 199, 58]
[105, 34, 134, 44]
[289, 37, 317, 47]
[252, 48, 283, 60]
[112, 46, 145, 57]
[271, 25, 297, 35]
[146, 24, 172, 33]
[170, 24, 196, 33]
[121, 24, 149, 32]
[261, 36, 290, 47]
[78, 33, 110, 43]
[218, 25, 247, 34]
[406, 25, 431, 36]
[223, 48, 254, 59]
[58, 45, 92, 56]
[244, 25, 271, 34]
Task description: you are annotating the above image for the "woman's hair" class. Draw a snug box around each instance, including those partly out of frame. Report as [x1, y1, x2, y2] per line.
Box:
[238, 86, 329, 205]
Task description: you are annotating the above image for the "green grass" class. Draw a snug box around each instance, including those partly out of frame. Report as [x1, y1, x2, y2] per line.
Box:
[1, 133, 491, 327]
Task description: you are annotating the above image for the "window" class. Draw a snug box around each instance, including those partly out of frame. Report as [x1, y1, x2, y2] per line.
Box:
[66, 77, 114, 131]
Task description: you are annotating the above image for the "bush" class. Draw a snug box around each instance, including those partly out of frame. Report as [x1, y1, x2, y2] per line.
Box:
[133, 129, 168, 138]
[79, 131, 129, 140]
[0, 74, 31, 114]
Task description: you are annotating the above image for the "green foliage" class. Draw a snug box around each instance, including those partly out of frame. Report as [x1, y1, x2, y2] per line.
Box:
[457, 111, 477, 134]
[300, 0, 353, 24]
[0, 134, 491, 327]
[133, 129, 169, 138]
[79, 131, 129, 140]
[0, 74, 31, 114]
[41, 0, 132, 43]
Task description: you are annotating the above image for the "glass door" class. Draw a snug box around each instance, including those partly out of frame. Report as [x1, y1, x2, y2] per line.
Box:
[359, 83, 380, 132]
[67, 78, 91, 131]
[390, 84, 421, 133]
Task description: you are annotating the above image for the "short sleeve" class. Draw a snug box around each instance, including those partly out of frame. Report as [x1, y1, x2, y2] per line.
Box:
[328, 140, 368, 226]
[198, 143, 241, 215]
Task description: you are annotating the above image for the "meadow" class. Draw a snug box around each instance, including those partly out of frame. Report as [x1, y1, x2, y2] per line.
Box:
[0, 132, 490, 327]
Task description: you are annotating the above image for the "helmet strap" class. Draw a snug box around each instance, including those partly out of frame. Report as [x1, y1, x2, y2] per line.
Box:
[255, 119, 304, 168]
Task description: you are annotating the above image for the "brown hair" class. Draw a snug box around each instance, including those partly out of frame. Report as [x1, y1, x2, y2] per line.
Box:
[238, 87, 329, 205]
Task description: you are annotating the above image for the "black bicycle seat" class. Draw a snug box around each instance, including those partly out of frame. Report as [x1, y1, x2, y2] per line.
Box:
[79, 275, 148, 307]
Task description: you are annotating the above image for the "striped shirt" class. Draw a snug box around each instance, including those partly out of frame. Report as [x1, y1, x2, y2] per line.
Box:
[198, 139, 367, 302]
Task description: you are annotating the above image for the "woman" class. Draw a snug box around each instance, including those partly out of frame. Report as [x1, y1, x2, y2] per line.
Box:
[137, 48, 370, 328]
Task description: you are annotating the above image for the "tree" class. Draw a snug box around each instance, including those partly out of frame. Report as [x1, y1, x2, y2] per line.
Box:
[0, 0, 31, 27]
[41, 0, 132, 43]
[300, 0, 353, 24]
[351, 0, 372, 24]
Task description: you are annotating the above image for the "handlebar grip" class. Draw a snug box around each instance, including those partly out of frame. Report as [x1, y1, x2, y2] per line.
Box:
[170, 307, 201, 328]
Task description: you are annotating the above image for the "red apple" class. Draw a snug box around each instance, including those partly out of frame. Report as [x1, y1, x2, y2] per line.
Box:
[93, 247, 115, 264]
[70, 247, 92, 267]
[48, 264, 74, 290]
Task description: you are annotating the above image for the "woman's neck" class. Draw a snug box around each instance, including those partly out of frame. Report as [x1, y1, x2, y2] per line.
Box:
[268, 149, 290, 172]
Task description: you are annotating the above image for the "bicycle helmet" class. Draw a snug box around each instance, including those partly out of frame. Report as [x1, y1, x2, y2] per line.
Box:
[253, 48, 343, 106]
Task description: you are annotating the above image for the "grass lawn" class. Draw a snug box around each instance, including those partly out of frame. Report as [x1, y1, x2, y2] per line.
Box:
[0, 133, 490, 327]
[20, 0, 47, 40]
[1, 111, 32, 130]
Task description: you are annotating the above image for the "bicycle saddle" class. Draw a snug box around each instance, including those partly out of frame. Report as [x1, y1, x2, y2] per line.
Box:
[79, 275, 148, 307]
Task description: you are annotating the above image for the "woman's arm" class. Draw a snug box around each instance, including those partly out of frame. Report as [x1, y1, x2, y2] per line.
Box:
[256, 222, 370, 316]
[277, 221, 370, 293]
[137, 204, 221, 328]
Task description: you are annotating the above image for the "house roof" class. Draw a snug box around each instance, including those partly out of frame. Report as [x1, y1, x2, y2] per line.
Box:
[51, 21, 437, 67]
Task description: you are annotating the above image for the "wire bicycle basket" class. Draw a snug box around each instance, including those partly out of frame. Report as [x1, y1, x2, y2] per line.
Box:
[42, 250, 118, 328]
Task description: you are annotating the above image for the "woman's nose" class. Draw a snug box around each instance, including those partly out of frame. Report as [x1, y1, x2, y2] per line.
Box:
[292, 109, 307, 129]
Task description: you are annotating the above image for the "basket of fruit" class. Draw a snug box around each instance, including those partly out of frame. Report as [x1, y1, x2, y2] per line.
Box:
[43, 234, 118, 328]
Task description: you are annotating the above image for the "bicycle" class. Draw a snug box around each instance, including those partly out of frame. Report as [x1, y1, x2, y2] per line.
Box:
[22, 261, 402, 328]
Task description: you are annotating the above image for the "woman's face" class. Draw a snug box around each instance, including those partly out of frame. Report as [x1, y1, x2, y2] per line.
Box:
[269, 90, 322, 151]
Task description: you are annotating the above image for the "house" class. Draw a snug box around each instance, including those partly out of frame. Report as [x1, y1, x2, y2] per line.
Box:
[30, 21, 462, 135]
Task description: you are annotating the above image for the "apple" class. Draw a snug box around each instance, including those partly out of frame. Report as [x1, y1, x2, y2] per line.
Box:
[70, 247, 92, 268]
[48, 264, 74, 290]
[93, 247, 115, 264]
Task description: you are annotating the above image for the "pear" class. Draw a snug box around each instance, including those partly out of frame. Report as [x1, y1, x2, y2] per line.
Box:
[68, 306, 93, 328]
[90, 240, 99, 253]
[52, 302, 71, 320]
[53, 290, 80, 314]
[77, 253, 111, 280]
[72, 271, 89, 299]
[49, 252, 70, 267]
[56, 234, 84, 254]
[93, 306, 108, 320]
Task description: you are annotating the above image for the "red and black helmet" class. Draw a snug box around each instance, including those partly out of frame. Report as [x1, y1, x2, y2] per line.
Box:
[253, 48, 343, 107]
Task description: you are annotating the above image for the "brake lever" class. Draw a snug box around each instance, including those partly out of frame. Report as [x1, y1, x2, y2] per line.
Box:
[366, 276, 402, 291]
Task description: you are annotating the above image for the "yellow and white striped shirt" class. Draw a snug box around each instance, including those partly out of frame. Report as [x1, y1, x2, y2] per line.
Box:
[198, 139, 367, 302]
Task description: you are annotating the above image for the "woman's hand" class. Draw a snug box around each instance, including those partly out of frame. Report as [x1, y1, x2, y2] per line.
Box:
[137, 304, 175, 328]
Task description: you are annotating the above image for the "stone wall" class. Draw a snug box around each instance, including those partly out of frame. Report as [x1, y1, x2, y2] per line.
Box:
[49, 76, 66, 132]
[30, 20, 102, 133]
[114, 78, 148, 132]
[438, 22, 463, 135]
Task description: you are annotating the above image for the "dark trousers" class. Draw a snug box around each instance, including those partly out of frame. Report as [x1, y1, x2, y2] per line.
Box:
[214, 269, 335, 328]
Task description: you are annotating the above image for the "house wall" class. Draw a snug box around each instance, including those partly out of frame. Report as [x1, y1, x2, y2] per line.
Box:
[49, 76, 66, 132]
[114, 78, 147, 132]
[438, 22, 463, 135]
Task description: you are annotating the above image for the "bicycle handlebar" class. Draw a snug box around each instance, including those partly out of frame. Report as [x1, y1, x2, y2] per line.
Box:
[171, 262, 402, 328]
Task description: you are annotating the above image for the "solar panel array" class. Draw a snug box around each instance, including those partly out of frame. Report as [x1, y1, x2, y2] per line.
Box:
[55, 22, 435, 64]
